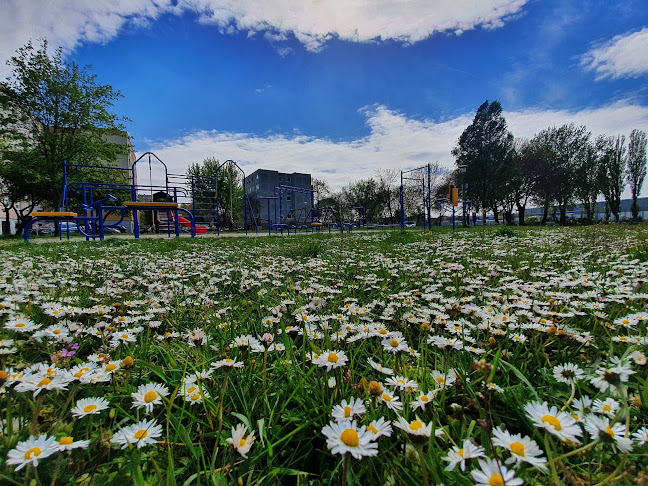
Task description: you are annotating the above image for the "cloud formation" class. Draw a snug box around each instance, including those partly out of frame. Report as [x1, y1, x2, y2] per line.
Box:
[187, 0, 529, 51]
[0, 0, 529, 77]
[142, 101, 648, 191]
[0, 0, 173, 77]
[581, 27, 648, 80]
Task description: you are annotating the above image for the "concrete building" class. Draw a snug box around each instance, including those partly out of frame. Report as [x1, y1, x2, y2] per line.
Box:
[244, 169, 313, 227]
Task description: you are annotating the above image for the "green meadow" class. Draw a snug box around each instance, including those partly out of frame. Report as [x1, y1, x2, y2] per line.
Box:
[1, 226, 647, 485]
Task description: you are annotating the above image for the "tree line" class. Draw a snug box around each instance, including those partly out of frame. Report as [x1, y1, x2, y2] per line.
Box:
[454, 100, 647, 225]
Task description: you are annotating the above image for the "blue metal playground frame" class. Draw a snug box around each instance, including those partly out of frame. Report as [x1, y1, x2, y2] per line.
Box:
[23, 152, 256, 241]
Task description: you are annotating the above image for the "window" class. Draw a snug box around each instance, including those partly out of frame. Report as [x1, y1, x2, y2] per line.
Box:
[287, 195, 291, 201]
[287, 176, 291, 183]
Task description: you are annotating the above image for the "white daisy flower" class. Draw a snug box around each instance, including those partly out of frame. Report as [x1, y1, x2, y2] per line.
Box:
[313, 350, 349, 371]
[584, 415, 633, 452]
[131, 383, 170, 413]
[57, 436, 91, 451]
[492, 426, 548, 472]
[443, 439, 485, 472]
[321, 420, 378, 459]
[111, 419, 163, 449]
[525, 401, 582, 443]
[553, 363, 585, 384]
[471, 458, 523, 486]
[71, 397, 110, 418]
[366, 417, 392, 440]
[7, 435, 58, 470]
[332, 397, 366, 422]
[226, 423, 255, 458]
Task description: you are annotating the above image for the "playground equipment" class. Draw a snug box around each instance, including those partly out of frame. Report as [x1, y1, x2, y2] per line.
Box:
[400, 164, 449, 230]
[267, 184, 321, 234]
[23, 152, 256, 242]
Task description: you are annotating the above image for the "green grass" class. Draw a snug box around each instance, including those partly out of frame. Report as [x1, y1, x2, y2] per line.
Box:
[0, 225, 647, 485]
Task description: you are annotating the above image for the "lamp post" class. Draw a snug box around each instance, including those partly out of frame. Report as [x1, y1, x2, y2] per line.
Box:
[459, 165, 467, 226]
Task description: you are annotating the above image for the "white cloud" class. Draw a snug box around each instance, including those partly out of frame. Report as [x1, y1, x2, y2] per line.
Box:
[581, 27, 648, 80]
[141, 101, 648, 192]
[0, 0, 529, 77]
[0, 0, 174, 78]
[186, 0, 528, 50]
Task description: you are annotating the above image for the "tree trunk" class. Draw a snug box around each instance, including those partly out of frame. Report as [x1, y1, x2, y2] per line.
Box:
[559, 204, 567, 226]
[632, 197, 640, 221]
[516, 202, 526, 226]
[492, 207, 499, 224]
[541, 199, 550, 225]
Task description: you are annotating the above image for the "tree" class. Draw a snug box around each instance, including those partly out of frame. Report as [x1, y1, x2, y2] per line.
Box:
[452, 100, 515, 224]
[342, 178, 382, 222]
[0, 39, 128, 234]
[572, 137, 599, 223]
[186, 156, 219, 223]
[597, 135, 626, 221]
[512, 139, 536, 225]
[626, 129, 647, 221]
[531, 124, 590, 225]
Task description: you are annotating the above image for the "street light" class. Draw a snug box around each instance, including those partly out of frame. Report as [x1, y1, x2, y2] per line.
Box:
[459, 165, 467, 226]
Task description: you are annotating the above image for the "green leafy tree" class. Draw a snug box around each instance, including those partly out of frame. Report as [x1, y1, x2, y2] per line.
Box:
[452, 100, 515, 224]
[626, 129, 647, 221]
[0, 39, 129, 234]
[572, 137, 599, 223]
[531, 124, 590, 225]
[218, 162, 244, 230]
[597, 135, 626, 221]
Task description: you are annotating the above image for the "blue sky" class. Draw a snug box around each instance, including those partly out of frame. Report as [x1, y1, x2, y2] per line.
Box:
[1, 0, 648, 190]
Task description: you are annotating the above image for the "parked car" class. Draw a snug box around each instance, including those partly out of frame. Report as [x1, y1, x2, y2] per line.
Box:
[104, 227, 121, 234]
[59, 222, 79, 232]
[30, 225, 54, 235]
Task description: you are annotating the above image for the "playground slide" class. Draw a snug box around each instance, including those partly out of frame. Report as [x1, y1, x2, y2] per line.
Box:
[175, 215, 208, 233]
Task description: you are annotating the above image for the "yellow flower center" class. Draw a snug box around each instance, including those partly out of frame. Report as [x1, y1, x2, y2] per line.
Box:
[510, 441, 525, 456]
[340, 429, 360, 447]
[327, 353, 339, 363]
[421, 395, 429, 402]
[24, 447, 41, 459]
[83, 404, 97, 413]
[457, 448, 464, 457]
[121, 334, 129, 339]
[489, 474, 504, 486]
[59, 437, 74, 445]
[344, 406, 352, 417]
[105, 364, 117, 372]
[191, 393, 200, 401]
[605, 426, 615, 438]
[53, 329, 61, 334]
[390, 338, 399, 347]
[603, 405, 611, 412]
[367, 425, 378, 434]
[409, 420, 423, 431]
[38, 377, 51, 387]
[74, 368, 89, 378]
[187, 386, 197, 394]
[144, 391, 158, 403]
[239, 438, 246, 447]
[541, 414, 562, 431]
[134, 429, 148, 439]
[436, 376, 445, 383]
[16, 323, 25, 328]
[382, 393, 392, 402]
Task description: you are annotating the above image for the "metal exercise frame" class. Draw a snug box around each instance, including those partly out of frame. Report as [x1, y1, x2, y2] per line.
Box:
[400, 164, 449, 230]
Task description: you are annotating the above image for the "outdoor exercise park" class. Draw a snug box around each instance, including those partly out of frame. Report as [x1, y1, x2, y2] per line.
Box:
[1, 223, 647, 485]
[22, 154, 451, 243]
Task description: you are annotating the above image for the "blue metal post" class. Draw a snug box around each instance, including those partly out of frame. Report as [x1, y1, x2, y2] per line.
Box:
[244, 178, 248, 235]
[399, 173, 405, 230]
